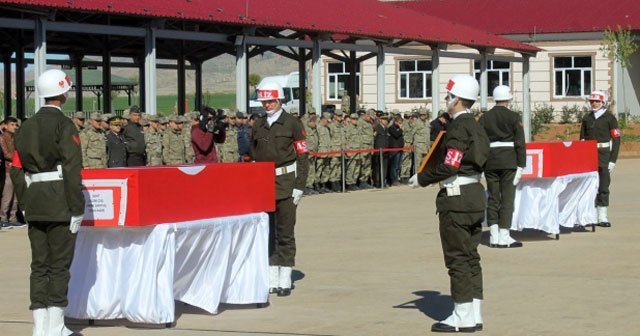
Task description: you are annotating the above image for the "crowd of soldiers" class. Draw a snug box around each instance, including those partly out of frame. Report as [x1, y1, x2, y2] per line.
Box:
[75, 106, 253, 169]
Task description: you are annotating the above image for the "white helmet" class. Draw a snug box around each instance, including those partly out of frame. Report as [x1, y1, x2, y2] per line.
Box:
[492, 85, 513, 101]
[587, 91, 607, 105]
[256, 82, 285, 101]
[37, 69, 72, 98]
[446, 74, 479, 101]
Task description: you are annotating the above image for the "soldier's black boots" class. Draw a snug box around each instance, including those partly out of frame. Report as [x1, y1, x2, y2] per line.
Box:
[277, 288, 291, 297]
[431, 322, 477, 333]
[598, 221, 611, 227]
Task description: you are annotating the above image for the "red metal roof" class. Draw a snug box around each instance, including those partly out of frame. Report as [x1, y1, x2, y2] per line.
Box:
[398, 0, 640, 35]
[0, 0, 538, 53]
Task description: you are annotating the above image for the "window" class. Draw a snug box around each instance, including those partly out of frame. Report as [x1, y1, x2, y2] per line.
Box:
[473, 60, 510, 96]
[398, 59, 433, 99]
[553, 56, 592, 97]
[327, 62, 360, 100]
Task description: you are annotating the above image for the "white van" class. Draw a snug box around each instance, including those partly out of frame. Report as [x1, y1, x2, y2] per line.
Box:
[249, 72, 300, 115]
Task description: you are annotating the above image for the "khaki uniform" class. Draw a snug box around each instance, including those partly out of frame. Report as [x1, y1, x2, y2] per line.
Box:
[401, 120, 414, 178]
[79, 127, 107, 168]
[327, 122, 345, 183]
[304, 121, 319, 189]
[316, 124, 332, 184]
[357, 117, 374, 185]
[11, 106, 85, 310]
[162, 128, 185, 165]
[145, 129, 163, 166]
[344, 121, 362, 186]
[412, 120, 430, 169]
[183, 122, 195, 164]
[220, 125, 239, 163]
[417, 111, 489, 304]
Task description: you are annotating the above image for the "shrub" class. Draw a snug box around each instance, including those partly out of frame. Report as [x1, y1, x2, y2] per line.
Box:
[560, 104, 580, 124]
[534, 103, 555, 123]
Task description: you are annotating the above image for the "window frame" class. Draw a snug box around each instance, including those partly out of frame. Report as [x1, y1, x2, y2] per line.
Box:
[325, 61, 361, 102]
[472, 59, 511, 98]
[396, 58, 433, 102]
[549, 53, 596, 102]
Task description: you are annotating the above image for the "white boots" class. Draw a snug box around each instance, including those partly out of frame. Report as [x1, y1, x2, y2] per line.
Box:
[431, 302, 477, 332]
[32, 308, 48, 336]
[473, 298, 483, 331]
[45, 307, 74, 336]
[489, 224, 523, 248]
[269, 265, 293, 296]
[597, 206, 611, 227]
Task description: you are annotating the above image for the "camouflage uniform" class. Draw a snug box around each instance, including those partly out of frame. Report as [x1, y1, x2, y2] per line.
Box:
[344, 114, 362, 188]
[145, 115, 163, 166]
[413, 112, 431, 170]
[357, 113, 375, 186]
[304, 118, 319, 190]
[401, 114, 415, 179]
[79, 113, 107, 168]
[316, 115, 332, 189]
[220, 121, 239, 163]
[341, 90, 350, 114]
[183, 112, 198, 164]
[327, 113, 345, 187]
[162, 116, 186, 165]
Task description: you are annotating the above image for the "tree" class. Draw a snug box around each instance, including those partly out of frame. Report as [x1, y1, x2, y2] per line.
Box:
[249, 73, 261, 88]
[600, 25, 639, 118]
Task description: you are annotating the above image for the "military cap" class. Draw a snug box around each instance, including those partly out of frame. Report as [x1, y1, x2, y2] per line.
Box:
[366, 109, 377, 117]
[140, 119, 150, 126]
[121, 111, 130, 119]
[107, 116, 122, 126]
[419, 109, 428, 115]
[350, 113, 358, 119]
[189, 111, 201, 119]
[236, 111, 246, 118]
[289, 107, 299, 114]
[159, 117, 169, 124]
[168, 115, 180, 123]
[322, 112, 332, 119]
[307, 106, 317, 114]
[357, 109, 366, 115]
[89, 112, 102, 121]
[391, 109, 401, 115]
[179, 115, 189, 123]
[102, 113, 113, 121]
[147, 115, 160, 122]
[378, 113, 390, 119]
[129, 105, 141, 113]
[73, 111, 86, 119]
[334, 108, 344, 116]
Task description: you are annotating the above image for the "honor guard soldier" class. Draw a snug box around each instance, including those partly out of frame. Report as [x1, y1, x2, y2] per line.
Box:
[409, 74, 489, 333]
[580, 91, 621, 228]
[11, 69, 85, 336]
[162, 115, 186, 165]
[250, 82, 309, 296]
[479, 85, 525, 248]
[122, 106, 146, 166]
[79, 112, 107, 168]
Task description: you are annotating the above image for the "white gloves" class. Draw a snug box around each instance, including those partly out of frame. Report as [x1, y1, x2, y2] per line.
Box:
[70, 214, 84, 234]
[608, 162, 616, 173]
[513, 167, 524, 186]
[409, 174, 421, 188]
[292, 189, 304, 206]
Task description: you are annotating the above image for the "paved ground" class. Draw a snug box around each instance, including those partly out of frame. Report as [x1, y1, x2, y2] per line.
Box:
[2, 159, 639, 336]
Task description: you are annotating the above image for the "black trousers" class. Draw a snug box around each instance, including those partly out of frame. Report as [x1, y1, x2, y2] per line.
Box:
[268, 197, 297, 266]
[371, 151, 388, 188]
[485, 169, 516, 229]
[28, 221, 76, 310]
[126, 154, 146, 167]
[439, 210, 484, 303]
[596, 166, 610, 206]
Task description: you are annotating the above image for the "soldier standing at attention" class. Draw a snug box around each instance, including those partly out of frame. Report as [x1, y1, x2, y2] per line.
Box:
[79, 112, 107, 168]
[11, 69, 84, 336]
[145, 115, 163, 166]
[71, 112, 85, 133]
[220, 110, 239, 163]
[105, 117, 127, 168]
[328, 109, 345, 192]
[357, 110, 375, 189]
[303, 111, 319, 195]
[182, 112, 198, 164]
[250, 82, 309, 297]
[341, 89, 351, 114]
[345, 113, 362, 191]
[409, 75, 489, 332]
[480, 85, 525, 248]
[100, 113, 112, 132]
[315, 112, 332, 193]
[400, 112, 414, 183]
[412, 109, 431, 172]
[162, 115, 186, 165]
[580, 91, 621, 228]
[122, 106, 146, 166]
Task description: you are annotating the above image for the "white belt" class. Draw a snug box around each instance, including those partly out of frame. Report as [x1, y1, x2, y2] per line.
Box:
[597, 142, 610, 149]
[25, 165, 63, 187]
[439, 174, 481, 196]
[275, 162, 297, 176]
[490, 141, 514, 148]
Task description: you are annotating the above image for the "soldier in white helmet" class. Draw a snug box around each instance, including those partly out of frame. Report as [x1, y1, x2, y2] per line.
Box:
[479, 85, 525, 248]
[250, 82, 309, 296]
[579, 91, 620, 229]
[409, 74, 489, 333]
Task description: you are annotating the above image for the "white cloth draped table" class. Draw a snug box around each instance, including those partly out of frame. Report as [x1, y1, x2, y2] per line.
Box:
[512, 172, 598, 234]
[66, 212, 269, 324]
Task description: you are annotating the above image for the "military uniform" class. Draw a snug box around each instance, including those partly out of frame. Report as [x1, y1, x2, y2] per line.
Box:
[401, 116, 414, 180]
[412, 115, 431, 170]
[106, 128, 127, 168]
[183, 117, 195, 164]
[316, 117, 332, 192]
[416, 110, 489, 318]
[220, 121, 239, 163]
[480, 105, 526, 246]
[357, 114, 375, 187]
[250, 110, 309, 268]
[303, 118, 319, 193]
[145, 128, 163, 167]
[162, 117, 186, 165]
[11, 105, 85, 311]
[79, 115, 107, 169]
[341, 91, 351, 114]
[123, 120, 146, 166]
[580, 108, 621, 225]
[344, 114, 362, 189]
[327, 115, 345, 191]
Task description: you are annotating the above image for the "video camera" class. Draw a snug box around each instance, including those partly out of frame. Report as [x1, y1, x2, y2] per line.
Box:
[200, 107, 227, 134]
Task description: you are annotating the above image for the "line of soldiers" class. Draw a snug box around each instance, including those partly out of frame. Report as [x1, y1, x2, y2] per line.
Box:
[300, 106, 432, 194]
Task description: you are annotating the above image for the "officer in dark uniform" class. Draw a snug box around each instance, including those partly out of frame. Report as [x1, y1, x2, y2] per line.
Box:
[479, 85, 525, 248]
[106, 117, 128, 168]
[11, 69, 84, 336]
[409, 74, 489, 332]
[122, 105, 146, 166]
[372, 114, 390, 188]
[580, 91, 621, 228]
[250, 82, 309, 297]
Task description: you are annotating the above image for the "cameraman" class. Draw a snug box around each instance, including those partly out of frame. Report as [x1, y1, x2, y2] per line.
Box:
[191, 107, 221, 163]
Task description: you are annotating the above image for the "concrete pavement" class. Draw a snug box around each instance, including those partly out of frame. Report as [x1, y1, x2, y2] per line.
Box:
[1, 159, 639, 335]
